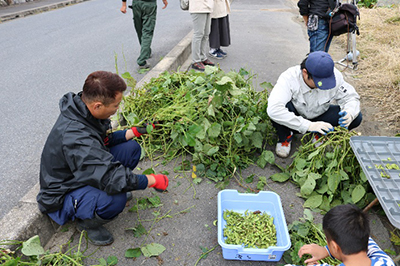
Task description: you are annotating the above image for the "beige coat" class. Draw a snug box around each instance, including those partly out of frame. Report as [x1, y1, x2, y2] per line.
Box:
[211, 0, 230, 18]
[189, 0, 214, 13]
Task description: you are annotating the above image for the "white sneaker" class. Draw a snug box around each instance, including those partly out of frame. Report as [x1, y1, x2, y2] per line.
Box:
[312, 134, 323, 148]
[275, 134, 293, 158]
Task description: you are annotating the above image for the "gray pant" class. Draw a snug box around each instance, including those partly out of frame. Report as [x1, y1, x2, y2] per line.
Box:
[190, 13, 211, 63]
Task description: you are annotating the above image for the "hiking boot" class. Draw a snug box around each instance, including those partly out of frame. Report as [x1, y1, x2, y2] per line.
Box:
[192, 62, 205, 71]
[202, 59, 215, 66]
[217, 48, 227, 57]
[139, 62, 150, 70]
[77, 213, 115, 246]
[312, 134, 323, 148]
[275, 133, 293, 158]
[209, 50, 224, 60]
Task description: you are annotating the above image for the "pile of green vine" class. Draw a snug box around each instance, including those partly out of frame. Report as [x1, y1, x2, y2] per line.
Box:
[118, 67, 275, 182]
[270, 127, 374, 211]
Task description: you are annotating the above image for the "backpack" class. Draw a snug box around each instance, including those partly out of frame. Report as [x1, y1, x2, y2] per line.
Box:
[329, 2, 360, 36]
[180, 0, 189, 10]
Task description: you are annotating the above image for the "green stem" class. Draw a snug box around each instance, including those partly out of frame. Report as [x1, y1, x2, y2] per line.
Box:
[194, 244, 218, 266]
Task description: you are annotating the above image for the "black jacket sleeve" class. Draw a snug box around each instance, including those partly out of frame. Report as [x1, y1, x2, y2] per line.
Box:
[63, 127, 147, 195]
[298, 0, 310, 16]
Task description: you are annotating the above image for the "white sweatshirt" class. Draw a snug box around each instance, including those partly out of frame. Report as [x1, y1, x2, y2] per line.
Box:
[267, 66, 360, 134]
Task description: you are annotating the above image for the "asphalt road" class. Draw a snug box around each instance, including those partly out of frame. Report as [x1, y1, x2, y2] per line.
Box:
[0, 0, 192, 220]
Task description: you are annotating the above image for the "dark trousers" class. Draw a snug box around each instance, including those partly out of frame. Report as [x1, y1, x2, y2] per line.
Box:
[272, 102, 363, 142]
[48, 140, 142, 225]
[131, 0, 157, 66]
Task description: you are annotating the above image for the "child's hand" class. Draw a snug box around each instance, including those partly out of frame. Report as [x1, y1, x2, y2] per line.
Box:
[298, 244, 329, 264]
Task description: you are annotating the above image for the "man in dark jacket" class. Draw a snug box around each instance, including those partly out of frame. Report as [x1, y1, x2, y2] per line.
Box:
[298, 0, 336, 52]
[37, 71, 169, 246]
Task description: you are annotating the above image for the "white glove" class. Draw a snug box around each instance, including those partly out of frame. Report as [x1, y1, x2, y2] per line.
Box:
[338, 110, 353, 128]
[307, 121, 334, 135]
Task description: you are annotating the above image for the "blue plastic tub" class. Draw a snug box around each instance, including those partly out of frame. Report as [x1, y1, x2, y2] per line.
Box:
[217, 189, 291, 261]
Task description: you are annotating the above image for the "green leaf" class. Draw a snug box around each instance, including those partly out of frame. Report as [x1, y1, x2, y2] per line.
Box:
[245, 174, 254, 183]
[257, 176, 267, 190]
[270, 173, 290, 182]
[260, 81, 274, 90]
[308, 173, 322, 180]
[262, 150, 275, 164]
[196, 128, 206, 140]
[184, 133, 196, 147]
[303, 194, 323, 209]
[121, 72, 133, 79]
[339, 169, 349, 181]
[303, 209, 314, 222]
[300, 176, 316, 196]
[141, 243, 166, 257]
[211, 95, 223, 108]
[295, 158, 308, 171]
[207, 146, 219, 156]
[327, 173, 341, 193]
[193, 177, 202, 184]
[208, 123, 222, 138]
[146, 124, 153, 134]
[360, 171, 368, 182]
[98, 258, 107, 266]
[351, 185, 366, 203]
[326, 159, 338, 172]
[107, 256, 118, 266]
[234, 133, 242, 144]
[126, 223, 147, 238]
[341, 189, 352, 204]
[307, 149, 320, 160]
[319, 195, 331, 212]
[21, 235, 45, 256]
[296, 223, 310, 238]
[125, 248, 142, 258]
[207, 104, 215, 117]
[148, 195, 162, 207]
[142, 168, 155, 175]
[251, 132, 263, 148]
[194, 76, 206, 85]
[188, 124, 203, 136]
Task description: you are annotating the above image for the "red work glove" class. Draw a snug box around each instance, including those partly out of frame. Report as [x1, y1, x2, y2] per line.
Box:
[131, 122, 157, 137]
[149, 174, 169, 192]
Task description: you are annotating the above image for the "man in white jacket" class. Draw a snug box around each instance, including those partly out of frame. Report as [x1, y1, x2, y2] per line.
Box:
[267, 51, 362, 158]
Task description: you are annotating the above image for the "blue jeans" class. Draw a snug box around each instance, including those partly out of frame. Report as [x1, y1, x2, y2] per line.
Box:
[48, 140, 143, 225]
[308, 19, 333, 53]
[272, 102, 363, 142]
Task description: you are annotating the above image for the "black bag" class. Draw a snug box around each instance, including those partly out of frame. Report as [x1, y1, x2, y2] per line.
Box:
[329, 3, 360, 36]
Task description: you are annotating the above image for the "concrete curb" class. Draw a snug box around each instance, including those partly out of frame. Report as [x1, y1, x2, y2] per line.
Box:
[0, 29, 193, 249]
[135, 30, 193, 88]
[0, 0, 90, 22]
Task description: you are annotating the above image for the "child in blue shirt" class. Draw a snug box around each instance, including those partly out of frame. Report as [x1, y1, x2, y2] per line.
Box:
[285, 204, 395, 266]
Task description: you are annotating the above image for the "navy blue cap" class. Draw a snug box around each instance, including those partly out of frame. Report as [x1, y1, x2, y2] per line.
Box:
[305, 51, 336, 90]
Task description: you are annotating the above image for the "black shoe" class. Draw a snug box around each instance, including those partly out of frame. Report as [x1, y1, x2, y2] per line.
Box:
[139, 62, 150, 70]
[191, 62, 205, 71]
[77, 213, 114, 246]
[202, 59, 215, 66]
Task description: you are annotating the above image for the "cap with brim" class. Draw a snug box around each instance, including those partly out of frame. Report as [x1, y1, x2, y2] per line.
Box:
[305, 51, 336, 90]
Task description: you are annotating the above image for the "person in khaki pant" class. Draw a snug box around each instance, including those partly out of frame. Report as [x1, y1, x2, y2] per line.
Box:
[189, 0, 216, 71]
[120, 0, 168, 70]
